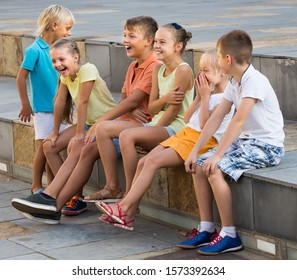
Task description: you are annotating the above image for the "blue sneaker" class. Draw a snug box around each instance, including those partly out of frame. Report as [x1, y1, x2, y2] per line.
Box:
[61, 196, 87, 216]
[177, 228, 217, 249]
[198, 233, 243, 255]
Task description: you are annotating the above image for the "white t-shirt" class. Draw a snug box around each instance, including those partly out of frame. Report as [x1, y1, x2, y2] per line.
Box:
[187, 93, 234, 142]
[223, 64, 285, 147]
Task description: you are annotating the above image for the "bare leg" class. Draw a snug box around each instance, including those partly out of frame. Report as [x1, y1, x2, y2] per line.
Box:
[43, 138, 85, 199]
[31, 140, 46, 193]
[99, 147, 184, 223]
[55, 141, 100, 210]
[93, 120, 142, 198]
[43, 125, 77, 176]
[131, 145, 166, 187]
[119, 126, 170, 194]
[45, 162, 54, 186]
[191, 165, 214, 222]
[208, 168, 234, 226]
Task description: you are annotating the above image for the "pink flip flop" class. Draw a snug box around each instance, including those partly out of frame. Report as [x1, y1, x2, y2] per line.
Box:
[96, 202, 134, 230]
[99, 213, 134, 231]
[98, 214, 116, 225]
[95, 202, 124, 224]
[113, 219, 134, 231]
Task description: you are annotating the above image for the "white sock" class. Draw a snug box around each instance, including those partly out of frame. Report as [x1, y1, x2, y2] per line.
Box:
[199, 221, 215, 233]
[220, 226, 236, 238]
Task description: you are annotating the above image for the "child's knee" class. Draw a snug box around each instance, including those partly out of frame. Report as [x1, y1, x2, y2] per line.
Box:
[119, 130, 133, 147]
[43, 140, 53, 155]
[96, 121, 108, 136]
[207, 168, 224, 184]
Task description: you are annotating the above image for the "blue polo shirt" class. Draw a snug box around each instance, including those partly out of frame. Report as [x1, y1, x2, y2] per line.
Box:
[21, 37, 59, 112]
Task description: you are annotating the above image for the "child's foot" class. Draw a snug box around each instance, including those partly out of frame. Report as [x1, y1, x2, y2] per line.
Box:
[96, 202, 135, 230]
[84, 186, 122, 202]
[198, 233, 243, 255]
[21, 211, 61, 225]
[99, 213, 134, 231]
[177, 228, 217, 249]
[31, 187, 43, 194]
[61, 196, 87, 216]
[11, 192, 57, 215]
[99, 214, 116, 224]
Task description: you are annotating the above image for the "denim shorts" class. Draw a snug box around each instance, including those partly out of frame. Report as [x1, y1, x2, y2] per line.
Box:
[142, 123, 176, 137]
[197, 138, 285, 182]
[85, 124, 121, 157]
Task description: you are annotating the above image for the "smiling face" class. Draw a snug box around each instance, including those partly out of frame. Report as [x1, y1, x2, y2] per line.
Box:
[199, 53, 222, 88]
[153, 27, 177, 61]
[123, 25, 148, 59]
[53, 20, 73, 41]
[50, 46, 78, 79]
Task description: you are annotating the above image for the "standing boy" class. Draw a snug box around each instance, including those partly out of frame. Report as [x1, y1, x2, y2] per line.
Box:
[182, 29, 285, 255]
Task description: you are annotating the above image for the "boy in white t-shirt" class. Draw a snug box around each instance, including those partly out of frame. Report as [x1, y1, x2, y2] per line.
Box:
[183, 29, 285, 255]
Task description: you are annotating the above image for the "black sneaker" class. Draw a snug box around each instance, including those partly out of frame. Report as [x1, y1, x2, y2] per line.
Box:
[11, 193, 57, 215]
[61, 196, 87, 216]
[21, 211, 61, 225]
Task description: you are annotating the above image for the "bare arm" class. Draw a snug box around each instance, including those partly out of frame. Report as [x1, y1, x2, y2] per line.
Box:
[75, 80, 95, 137]
[16, 68, 33, 122]
[184, 73, 213, 125]
[43, 82, 69, 146]
[84, 86, 149, 144]
[153, 64, 194, 127]
[184, 98, 233, 173]
[197, 74, 212, 128]
[147, 64, 164, 116]
[184, 94, 200, 124]
[211, 97, 257, 159]
[99, 88, 148, 122]
[185, 97, 257, 175]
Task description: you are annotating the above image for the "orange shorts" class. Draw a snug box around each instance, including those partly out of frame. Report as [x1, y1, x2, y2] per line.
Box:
[160, 126, 217, 161]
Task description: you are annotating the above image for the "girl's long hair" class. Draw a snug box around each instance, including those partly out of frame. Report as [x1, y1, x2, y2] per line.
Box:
[55, 79, 75, 124]
[51, 38, 81, 124]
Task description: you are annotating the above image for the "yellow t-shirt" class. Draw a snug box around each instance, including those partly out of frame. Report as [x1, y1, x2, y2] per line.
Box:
[61, 63, 116, 125]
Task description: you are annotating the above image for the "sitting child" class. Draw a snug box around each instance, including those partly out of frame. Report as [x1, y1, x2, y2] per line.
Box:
[182, 29, 285, 255]
[96, 48, 234, 231]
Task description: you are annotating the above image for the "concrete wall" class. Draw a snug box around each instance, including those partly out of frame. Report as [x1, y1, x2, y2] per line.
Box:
[1, 33, 296, 120]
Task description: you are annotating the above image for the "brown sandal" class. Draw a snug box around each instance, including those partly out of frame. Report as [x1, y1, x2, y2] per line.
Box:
[83, 186, 122, 202]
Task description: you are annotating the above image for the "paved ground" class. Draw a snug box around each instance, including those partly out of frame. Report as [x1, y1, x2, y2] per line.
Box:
[1, 0, 297, 57]
[0, 173, 272, 260]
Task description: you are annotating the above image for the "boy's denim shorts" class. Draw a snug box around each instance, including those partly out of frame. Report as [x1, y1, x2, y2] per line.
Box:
[197, 138, 285, 182]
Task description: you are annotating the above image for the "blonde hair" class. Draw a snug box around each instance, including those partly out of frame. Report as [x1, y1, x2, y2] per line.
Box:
[36, 5, 75, 37]
[201, 49, 220, 73]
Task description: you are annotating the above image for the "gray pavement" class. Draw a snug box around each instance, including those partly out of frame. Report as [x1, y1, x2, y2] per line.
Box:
[1, 0, 297, 57]
[0, 173, 271, 260]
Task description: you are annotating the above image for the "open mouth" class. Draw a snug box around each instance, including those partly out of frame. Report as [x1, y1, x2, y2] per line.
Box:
[57, 66, 67, 74]
[125, 46, 132, 51]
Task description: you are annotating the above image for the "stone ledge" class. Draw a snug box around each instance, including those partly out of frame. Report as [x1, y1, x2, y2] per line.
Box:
[1, 32, 297, 120]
